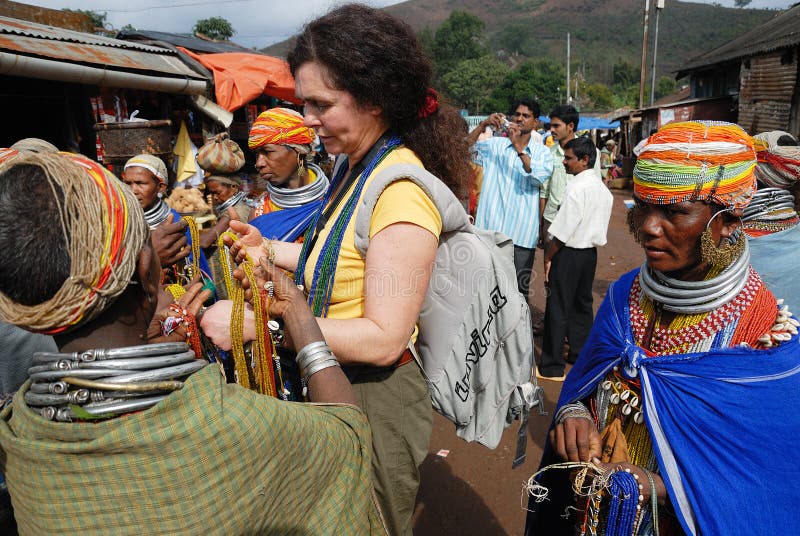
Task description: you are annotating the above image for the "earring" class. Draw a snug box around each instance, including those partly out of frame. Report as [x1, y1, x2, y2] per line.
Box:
[700, 227, 745, 269]
[157, 192, 163, 199]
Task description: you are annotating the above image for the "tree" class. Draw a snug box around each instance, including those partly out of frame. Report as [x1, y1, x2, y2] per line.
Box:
[655, 76, 677, 99]
[734, 0, 753, 7]
[486, 59, 565, 115]
[612, 60, 640, 89]
[193, 17, 235, 41]
[121, 24, 137, 32]
[430, 11, 486, 79]
[440, 56, 510, 114]
[583, 83, 615, 111]
[63, 9, 108, 31]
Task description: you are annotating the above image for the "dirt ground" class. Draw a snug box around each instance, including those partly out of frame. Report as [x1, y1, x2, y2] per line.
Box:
[412, 188, 640, 536]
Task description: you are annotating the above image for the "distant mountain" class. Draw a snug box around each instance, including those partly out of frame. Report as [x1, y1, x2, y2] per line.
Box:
[261, 0, 778, 84]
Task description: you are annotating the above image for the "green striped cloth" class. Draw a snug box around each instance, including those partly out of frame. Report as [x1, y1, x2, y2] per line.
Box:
[0, 365, 386, 535]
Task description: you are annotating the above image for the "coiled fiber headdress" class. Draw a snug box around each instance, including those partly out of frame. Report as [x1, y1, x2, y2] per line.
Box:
[633, 121, 757, 209]
[248, 107, 315, 153]
[752, 131, 800, 189]
[0, 152, 148, 334]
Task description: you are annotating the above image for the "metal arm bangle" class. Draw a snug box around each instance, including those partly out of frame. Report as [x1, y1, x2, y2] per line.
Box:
[299, 352, 337, 378]
[295, 341, 330, 363]
[303, 358, 341, 382]
[555, 402, 593, 425]
[296, 341, 332, 369]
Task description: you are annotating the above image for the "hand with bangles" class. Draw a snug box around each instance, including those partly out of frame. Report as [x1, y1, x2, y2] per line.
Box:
[551, 410, 669, 505]
[147, 281, 212, 345]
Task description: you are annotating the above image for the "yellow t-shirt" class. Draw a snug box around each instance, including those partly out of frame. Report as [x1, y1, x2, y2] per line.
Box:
[302, 147, 442, 320]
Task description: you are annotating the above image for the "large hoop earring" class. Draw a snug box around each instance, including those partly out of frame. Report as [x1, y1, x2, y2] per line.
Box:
[700, 211, 745, 269]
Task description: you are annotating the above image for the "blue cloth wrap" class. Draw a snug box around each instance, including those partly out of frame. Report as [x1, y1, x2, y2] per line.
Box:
[249, 200, 323, 243]
[528, 268, 800, 535]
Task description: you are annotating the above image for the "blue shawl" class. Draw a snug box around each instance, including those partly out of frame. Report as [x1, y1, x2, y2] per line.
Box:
[533, 268, 800, 535]
[249, 200, 323, 243]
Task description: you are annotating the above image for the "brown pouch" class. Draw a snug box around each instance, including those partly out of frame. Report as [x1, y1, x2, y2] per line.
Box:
[599, 418, 631, 464]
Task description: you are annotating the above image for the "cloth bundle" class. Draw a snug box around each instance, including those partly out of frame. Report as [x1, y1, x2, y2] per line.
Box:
[753, 131, 800, 189]
[633, 121, 757, 209]
[196, 132, 245, 174]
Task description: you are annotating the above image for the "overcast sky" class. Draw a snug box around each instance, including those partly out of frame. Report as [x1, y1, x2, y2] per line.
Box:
[25, 0, 797, 49]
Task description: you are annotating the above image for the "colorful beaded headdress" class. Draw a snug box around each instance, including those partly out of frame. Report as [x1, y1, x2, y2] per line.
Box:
[752, 131, 800, 189]
[0, 152, 148, 334]
[248, 107, 315, 151]
[124, 153, 168, 186]
[633, 121, 757, 209]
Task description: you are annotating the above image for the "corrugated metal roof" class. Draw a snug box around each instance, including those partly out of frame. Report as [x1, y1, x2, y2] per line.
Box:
[0, 16, 168, 53]
[117, 30, 255, 54]
[0, 15, 205, 81]
[679, 4, 800, 74]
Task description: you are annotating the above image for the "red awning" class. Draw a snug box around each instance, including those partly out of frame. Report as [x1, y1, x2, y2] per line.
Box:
[178, 47, 299, 111]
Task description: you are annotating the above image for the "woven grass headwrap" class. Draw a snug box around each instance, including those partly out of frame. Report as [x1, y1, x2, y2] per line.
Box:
[248, 107, 315, 153]
[125, 153, 168, 186]
[633, 121, 757, 209]
[0, 152, 148, 334]
[753, 131, 800, 189]
[10, 137, 58, 154]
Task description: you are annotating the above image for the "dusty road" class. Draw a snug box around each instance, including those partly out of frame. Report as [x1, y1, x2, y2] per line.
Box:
[413, 189, 640, 536]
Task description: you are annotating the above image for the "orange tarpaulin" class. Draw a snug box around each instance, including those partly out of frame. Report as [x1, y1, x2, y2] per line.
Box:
[178, 47, 299, 112]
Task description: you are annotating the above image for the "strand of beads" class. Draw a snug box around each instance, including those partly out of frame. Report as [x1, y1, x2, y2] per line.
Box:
[606, 469, 641, 535]
[181, 216, 201, 279]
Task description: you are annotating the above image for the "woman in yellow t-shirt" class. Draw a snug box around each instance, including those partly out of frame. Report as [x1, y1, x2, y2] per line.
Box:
[201, 5, 471, 536]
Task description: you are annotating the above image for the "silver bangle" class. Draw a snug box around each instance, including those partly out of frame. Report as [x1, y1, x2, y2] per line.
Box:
[299, 352, 336, 378]
[303, 358, 341, 381]
[295, 341, 330, 367]
[555, 402, 593, 425]
[296, 346, 334, 372]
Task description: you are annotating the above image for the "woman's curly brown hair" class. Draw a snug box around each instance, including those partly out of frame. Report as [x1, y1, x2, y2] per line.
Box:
[288, 3, 470, 200]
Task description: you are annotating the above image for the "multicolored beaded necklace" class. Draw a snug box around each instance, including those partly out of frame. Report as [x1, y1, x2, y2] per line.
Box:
[295, 134, 402, 316]
[629, 267, 768, 355]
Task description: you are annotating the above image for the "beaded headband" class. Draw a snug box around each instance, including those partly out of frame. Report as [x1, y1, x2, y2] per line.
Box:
[633, 121, 757, 209]
[248, 107, 315, 150]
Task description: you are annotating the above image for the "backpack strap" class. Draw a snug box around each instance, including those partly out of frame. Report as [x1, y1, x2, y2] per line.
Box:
[353, 163, 470, 258]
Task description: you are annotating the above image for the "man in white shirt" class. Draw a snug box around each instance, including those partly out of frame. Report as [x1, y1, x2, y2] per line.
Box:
[538, 137, 613, 380]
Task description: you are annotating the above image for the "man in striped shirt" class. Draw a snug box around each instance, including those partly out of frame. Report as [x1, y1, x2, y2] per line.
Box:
[467, 99, 554, 303]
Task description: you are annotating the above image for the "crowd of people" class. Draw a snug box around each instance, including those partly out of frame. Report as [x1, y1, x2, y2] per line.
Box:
[0, 2, 799, 536]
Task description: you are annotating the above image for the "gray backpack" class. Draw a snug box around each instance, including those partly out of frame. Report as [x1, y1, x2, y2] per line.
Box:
[354, 163, 544, 453]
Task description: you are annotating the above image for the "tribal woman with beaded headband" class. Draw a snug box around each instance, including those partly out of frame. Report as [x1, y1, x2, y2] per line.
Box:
[525, 121, 800, 535]
[246, 107, 330, 243]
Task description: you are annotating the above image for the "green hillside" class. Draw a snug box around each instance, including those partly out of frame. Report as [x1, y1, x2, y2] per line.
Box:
[263, 0, 777, 84]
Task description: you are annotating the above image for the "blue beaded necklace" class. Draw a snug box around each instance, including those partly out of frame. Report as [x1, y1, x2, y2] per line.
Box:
[295, 134, 402, 316]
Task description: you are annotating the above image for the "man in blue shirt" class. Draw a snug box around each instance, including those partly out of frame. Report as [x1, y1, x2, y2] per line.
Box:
[467, 99, 554, 302]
